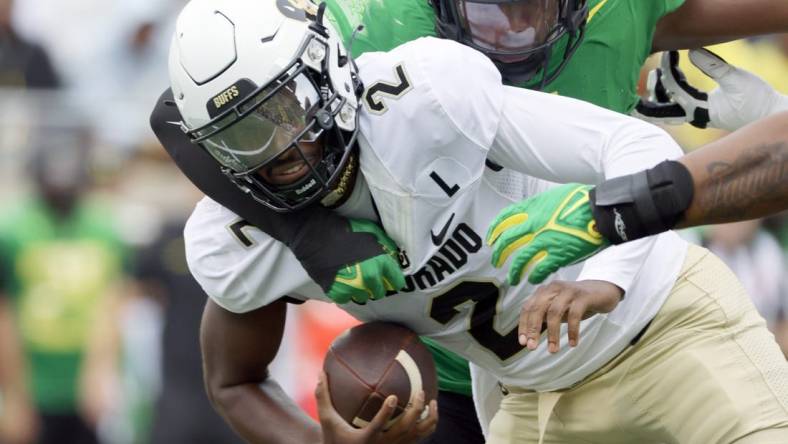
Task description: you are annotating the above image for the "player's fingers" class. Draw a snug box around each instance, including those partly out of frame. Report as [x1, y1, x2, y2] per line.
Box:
[659, 51, 687, 97]
[382, 257, 407, 291]
[654, 68, 671, 103]
[508, 241, 545, 286]
[363, 264, 386, 301]
[520, 286, 555, 350]
[414, 399, 439, 438]
[486, 205, 528, 246]
[657, 51, 679, 97]
[492, 227, 536, 273]
[518, 299, 534, 347]
[376, 235, 400, 259]
[315, 371, 346, 430]
[350, 290, 369, 305]
[545, 290, 573, 354]
[688, 48, 732, 82]
[667, 50, 708, 102]
[526, 251, 563, 285]
[661, 50, 684, 87]
[327, 282, 353, 304]
[364, 395, 398, 436]
[646, 67, 672, 104]
[633, 98, 688, 124]
[635, 67, 687, 123]
[566, 298, 588, 348]
[390, 390, 425, 435]
[658, 50, 673, 75]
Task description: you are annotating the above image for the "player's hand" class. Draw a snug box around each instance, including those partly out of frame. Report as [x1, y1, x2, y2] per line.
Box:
[634, 49, 788, 131]
[519, 280, 623, 353]
[486, 184, 608, 285]
[316, 372, 438, 444]
[327, 219, 407, 304]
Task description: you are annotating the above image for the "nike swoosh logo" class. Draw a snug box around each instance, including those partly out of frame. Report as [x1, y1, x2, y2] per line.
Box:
[430, 213, 456, 246]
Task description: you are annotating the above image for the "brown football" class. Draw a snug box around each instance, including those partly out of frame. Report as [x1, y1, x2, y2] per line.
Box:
[323, 321, 438, 428]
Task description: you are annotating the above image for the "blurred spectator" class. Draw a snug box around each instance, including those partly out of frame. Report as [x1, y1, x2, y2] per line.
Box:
[11, 0, 180, 152]
[0, 0, 59, 88]
[0, 126, 128, 444]
[132, 211, 243, 444]
[702, 220, 788, 354]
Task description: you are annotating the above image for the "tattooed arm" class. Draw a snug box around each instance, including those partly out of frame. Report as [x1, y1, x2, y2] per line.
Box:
[677, 110, 788, 227]
[484, 112, 788, 284]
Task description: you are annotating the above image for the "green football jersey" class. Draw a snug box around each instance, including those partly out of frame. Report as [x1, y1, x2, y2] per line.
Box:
[324, 0, 685, 396]
[0, 199, 125, 413]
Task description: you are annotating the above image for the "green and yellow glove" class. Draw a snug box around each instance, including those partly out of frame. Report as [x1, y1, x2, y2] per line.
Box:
[327, 219, 406, 304]
[486, 184, 609, 286]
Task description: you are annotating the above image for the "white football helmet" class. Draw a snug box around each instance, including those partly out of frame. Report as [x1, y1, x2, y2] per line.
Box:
[169, 0, 360, 211]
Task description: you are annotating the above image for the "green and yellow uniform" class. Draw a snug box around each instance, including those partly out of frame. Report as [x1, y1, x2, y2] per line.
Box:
[0, 199, 125, 414]
[324, 0, 685, 397]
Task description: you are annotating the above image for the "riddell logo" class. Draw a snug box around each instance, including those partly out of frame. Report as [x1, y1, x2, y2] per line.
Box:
[295, 178, 317, 195]
[212, 85, 240, 110]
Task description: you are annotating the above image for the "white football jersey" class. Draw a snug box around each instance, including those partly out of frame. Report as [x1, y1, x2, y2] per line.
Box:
[185, 37, 690, 391]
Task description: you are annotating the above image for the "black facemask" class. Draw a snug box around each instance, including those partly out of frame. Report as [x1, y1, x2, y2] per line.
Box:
[431, 0, 588, 88]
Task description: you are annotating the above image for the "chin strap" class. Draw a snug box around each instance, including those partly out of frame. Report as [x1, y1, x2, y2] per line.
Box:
[308, 2, 329, 37]
[321, 153, 358, 208]
[343, 24, 366, 97]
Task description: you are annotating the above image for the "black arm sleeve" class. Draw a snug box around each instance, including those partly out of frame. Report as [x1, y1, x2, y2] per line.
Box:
[149, 89, 383, 291]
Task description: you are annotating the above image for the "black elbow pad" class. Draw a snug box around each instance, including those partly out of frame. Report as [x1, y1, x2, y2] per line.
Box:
[590, 160, 694, 244]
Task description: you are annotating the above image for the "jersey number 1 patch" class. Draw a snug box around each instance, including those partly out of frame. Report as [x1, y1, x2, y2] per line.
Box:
[363, 64, 413, 114]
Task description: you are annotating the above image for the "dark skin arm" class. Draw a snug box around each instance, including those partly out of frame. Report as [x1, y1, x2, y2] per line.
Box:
[201, 299, 321, 444]
[506, 115, 786, 351]
[201, 299, 438, 444]
[676, 111, 788, 227]
[653, 0, 788, 52]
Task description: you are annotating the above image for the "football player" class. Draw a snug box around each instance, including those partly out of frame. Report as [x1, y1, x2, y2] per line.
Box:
[487, 48, 788, 286]
[151, 2, 788, 441]
[171, 2, 788, 443]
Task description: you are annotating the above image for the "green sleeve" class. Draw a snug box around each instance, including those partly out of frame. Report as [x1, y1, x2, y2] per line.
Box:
[348, 0, 437, 57]
[662, 0, 687, 15]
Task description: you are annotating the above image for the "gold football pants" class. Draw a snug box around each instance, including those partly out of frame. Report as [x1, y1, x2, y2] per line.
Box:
[488, 245, 788, 444]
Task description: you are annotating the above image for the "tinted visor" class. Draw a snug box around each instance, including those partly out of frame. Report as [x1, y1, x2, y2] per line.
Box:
[199, 72, 321, 174]
[456, 0, 560, 55]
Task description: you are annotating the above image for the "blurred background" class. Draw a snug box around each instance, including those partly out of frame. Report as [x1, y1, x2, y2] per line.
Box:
[0, 0, 784, 442]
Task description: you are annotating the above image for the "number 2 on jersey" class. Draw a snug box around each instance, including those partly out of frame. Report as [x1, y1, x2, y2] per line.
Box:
[363, 64, 413, 114]
[429, 280, 522, 361]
